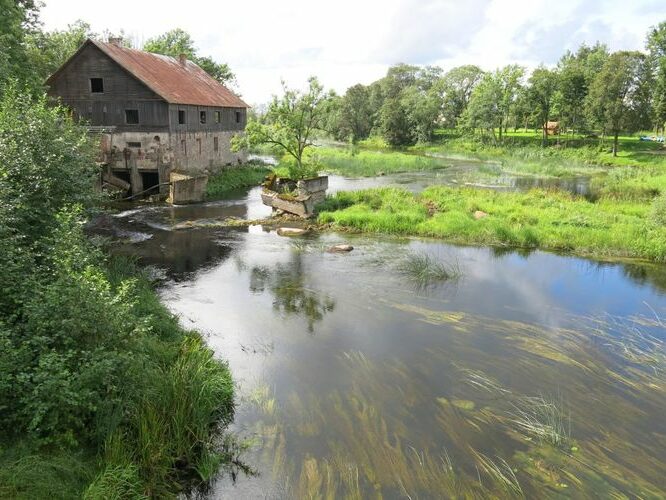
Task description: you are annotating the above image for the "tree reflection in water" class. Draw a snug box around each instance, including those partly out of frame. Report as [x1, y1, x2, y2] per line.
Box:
[248, 253, 335, 333]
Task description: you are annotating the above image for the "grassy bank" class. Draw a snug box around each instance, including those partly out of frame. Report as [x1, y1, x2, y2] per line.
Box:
[318, 186, 666, 262]
[313, 147, 446, 177]
[206, 163, 271, 198]
[0, 90, 236, 498]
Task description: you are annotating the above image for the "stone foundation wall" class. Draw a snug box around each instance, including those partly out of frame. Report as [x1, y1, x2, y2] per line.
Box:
[169, 130, 246, 173]
[101, 130, 246, 174]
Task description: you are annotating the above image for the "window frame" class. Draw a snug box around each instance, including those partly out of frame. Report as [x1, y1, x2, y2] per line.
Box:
[178, 109, 186, 125]
[214, 111, 221, 123]
[235, 110, 241, 124]
[200, 110, 207, 124]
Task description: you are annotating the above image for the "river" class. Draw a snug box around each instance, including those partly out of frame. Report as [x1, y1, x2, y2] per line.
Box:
[96, 171, 665, 498]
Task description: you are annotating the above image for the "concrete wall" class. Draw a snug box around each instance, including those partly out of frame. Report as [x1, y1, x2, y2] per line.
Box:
[102, 130, 246, 172]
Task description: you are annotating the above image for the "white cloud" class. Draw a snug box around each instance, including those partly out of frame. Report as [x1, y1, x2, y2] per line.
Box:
[39, 0, 661, 104]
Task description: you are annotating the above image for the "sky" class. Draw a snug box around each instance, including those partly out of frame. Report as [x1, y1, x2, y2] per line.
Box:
[40, 0, 664, 105]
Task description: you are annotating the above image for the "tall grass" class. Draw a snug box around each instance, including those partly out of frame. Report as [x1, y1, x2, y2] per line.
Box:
[206, 163, 271, 198]
[318, 185, 666, 262]
[312, 147, 447, 177]
[397, 251, 461, 287]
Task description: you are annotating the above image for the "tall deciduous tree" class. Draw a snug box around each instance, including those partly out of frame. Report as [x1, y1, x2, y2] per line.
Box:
[586, 51, 652, 156]
[436, 65, 485, 127]
[143, 28, 235, 85]
[332, 84, 374, 143]
[527, 66, 559, 146]
[646, 21, 666, 132]
[0, 0, 40, 92]
[233, 77, 332, 179]
[463, 65, 524, 143]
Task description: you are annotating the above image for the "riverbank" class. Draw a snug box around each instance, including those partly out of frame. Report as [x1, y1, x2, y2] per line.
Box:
[317, 186, 666, 262]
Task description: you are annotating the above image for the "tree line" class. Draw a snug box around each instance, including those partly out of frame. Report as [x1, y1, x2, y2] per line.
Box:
[325, 22, 666, 155]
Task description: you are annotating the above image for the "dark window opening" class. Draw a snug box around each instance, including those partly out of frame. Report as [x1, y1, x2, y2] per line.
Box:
[214, 111, 220, 123]
[90, 78, 104, 93]
[213, 136, 219, 152]
[141, 172, 160, 196]
[126, 141, 141, 148]
[125, 109, 139, 124]
[235, 111, 241, 123]
[197, 138, 202, 155]
[178, 110, 186, 124]
[200, 111, 207, 124]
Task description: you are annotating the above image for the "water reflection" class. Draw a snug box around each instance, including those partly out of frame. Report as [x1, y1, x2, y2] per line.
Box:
[246, 253, 336, 333]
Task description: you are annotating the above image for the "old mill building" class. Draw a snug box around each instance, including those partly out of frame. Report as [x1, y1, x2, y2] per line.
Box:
[46, 38, 249, 196]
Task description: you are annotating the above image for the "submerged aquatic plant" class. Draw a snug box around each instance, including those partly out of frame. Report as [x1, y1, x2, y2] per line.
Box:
[397, 251, 461, 287]
[510, 394, 571, 448]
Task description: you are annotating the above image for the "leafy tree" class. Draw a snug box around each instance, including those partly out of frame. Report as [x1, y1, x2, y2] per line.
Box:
[24, 20, 96, 84]
[646, 21, 666, 132]
[527, 66, 559, 146]
[144, 28, 235, 85]
[331, 84, 374, 143]
[556, 43, 609, 134]
[463, 65, 524, 143]
[0, 0, 40, 91]
[380, 96, 415, 146]
[233, 77, 333, 179]
[436, 65, 485, 127]
[586, 51, 653, 155]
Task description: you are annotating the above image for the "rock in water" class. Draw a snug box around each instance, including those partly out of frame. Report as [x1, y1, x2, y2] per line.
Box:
[277, 227, 308, 237]
[473, 210, 488, 219]
[328, 244, 354, 253]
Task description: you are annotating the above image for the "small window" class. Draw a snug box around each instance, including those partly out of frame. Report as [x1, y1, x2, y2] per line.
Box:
[200, 111, 206, 124]
[213, 136, 219, 152]
[180, 139, 186, 152]
[125, 109, 139, 124]
[126, 141, 141, 148]
[90, 78, 104, 93]
[197, 138, 202, 155]
[178, 110, 186, 124]
[235, 111, 241, 124]
[214, 111, 220, 123]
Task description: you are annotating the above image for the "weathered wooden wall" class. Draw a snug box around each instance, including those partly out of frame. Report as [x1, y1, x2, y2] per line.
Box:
[168, 104, 246, 133]
[47, 43, 169, 132]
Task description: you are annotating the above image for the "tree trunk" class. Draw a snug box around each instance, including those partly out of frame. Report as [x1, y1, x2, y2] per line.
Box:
[612, 132, 619, 157]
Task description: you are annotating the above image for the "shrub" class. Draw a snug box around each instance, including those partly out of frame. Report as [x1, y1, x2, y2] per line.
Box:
[649, 194, 666, 225]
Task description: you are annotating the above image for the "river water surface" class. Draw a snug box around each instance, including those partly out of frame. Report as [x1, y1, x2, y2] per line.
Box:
[99, 171, 665, 498]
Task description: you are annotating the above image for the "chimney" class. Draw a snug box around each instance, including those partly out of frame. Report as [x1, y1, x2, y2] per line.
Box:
[108, 37, 123, 47]
[178, 53, 187, 66]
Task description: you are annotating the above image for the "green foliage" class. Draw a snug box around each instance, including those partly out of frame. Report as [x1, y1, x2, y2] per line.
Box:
[234, 77, 332, 180]
[319, 185, 666, 262]
[143, 28, 235, 85]
[463, 65, 525, 143]
[312, 146, 445, 177]
[0, 85, 97, 245]
[24, 20, 95, 84]
[527, 67, 559, 145]
[206, 164, 272, 198]
[586, 51, 653, 154]
[0, 0, 40, 91]
[434, 65, 485, 127]
[0, 88, 235, 496]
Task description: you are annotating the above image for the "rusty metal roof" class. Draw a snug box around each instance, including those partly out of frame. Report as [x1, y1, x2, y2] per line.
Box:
[89, 39, 248, 108]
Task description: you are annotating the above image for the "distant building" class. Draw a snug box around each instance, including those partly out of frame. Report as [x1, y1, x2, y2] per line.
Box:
[46, 38, 249, 194]
[544, 121, 560, 136]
